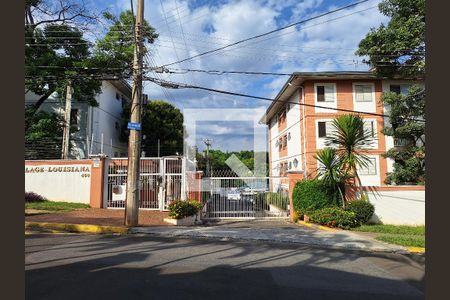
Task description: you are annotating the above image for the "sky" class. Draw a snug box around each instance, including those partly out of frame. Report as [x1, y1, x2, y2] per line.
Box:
[88, 0, 389, 152]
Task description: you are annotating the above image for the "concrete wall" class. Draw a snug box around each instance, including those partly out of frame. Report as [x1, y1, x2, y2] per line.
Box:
[25, 157, 108, 207]
[366, 188, 425, 225]
[25, 160, 92, 204]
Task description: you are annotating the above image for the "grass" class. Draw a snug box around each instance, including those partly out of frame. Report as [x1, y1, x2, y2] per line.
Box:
[375, 235, 425, 248]
[351, 224, 425, 248]
[25, 200, 90, 212]
[351, 224, 425, 236]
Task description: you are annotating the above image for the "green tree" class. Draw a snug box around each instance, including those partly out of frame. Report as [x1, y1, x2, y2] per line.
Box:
[93, 10, 158, 70]
[121, 100, 184, 157]
[355, 0, 425, 78]
[381, 86, 425, 184]
[314, 147, 346, 206]
[25, 0, 104, 118]
[325, 115, 375, 194]
[356, 0, 425, 184]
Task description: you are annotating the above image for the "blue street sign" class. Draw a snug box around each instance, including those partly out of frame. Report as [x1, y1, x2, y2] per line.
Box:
[127, 122, 141, 130]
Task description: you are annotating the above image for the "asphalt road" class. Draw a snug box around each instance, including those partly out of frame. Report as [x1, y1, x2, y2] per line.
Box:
[25, 233, 424, 300]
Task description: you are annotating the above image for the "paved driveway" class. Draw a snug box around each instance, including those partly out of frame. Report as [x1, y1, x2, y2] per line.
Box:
[131, 219, 410, 253]
[25, 233, 424, 300]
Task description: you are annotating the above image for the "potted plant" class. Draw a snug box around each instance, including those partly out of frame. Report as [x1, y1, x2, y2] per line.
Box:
[164, 200, 203, 226]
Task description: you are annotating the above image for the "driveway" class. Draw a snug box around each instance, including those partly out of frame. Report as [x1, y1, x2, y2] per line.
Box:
[25, 233, 424, 300]
[131, 219, 411, 253]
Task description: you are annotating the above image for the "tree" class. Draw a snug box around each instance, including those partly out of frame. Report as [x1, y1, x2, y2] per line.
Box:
[325, 115, 375, 194]
[355, 0, 425, 78]
[356, 0, 425, 185]
[381, 86, 425, 184]
[25, 0, 105, 119]
[121, 100, 184, 157]
[94, 10, 158, 71]
[314, 147, 346, 206]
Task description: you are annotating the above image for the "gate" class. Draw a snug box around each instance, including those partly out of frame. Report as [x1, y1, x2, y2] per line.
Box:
[202, 176, 289, 219]
[106, 157, 185, 210]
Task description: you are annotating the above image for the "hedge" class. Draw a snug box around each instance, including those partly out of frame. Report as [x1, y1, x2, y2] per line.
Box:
[168, 200, 203, 219]
[345, 199, 375, 225]
[309, 207, 359, 229]
[292, 179, 341, 214]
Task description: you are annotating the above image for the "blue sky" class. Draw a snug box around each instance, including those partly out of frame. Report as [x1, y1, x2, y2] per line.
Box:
[86, 0, 389, 151]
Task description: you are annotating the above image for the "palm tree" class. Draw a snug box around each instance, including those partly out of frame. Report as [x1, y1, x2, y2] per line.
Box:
[314, 147, 347, 207]
[325, 114, 375, 195]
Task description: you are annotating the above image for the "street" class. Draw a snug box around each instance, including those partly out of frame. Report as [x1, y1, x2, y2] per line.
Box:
[25, 233, 424, 300]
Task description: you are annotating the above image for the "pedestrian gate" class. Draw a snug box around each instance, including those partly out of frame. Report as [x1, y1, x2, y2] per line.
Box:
[106, 157, 185, 210]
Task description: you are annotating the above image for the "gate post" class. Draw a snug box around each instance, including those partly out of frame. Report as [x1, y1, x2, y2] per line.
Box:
[287, 171, 304, 222]
[89, 154, 108, 208]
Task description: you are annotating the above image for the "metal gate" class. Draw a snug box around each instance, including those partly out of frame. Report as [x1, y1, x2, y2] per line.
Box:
[106, 157, 185, 210]
[202, 176, 289, 219]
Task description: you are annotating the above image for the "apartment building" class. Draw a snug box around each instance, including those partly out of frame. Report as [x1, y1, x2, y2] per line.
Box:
[25, 80, 132, 159]
[260, 71, 423, 188]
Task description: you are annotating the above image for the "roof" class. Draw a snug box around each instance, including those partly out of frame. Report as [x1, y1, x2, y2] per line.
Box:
[259, 71, 377, 124]
[108, 79, 132, 98]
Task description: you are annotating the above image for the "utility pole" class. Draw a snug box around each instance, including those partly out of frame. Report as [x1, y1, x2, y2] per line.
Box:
[61, 80, 73, 159]
[203, 138, 212, 176]
[125, 0, 144, 227]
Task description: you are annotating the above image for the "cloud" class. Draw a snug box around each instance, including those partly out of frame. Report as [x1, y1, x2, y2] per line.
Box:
[109, 0, 389, 151]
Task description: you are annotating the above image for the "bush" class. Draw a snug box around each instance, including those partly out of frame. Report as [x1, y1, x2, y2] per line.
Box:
[25, 191, 46, 203]
[345, 199, 375, 225]
[168, 200, 202, 219]
[265, 192, 289, 210]
[309, 207, 359, 229]
[292, 179, 340, 214]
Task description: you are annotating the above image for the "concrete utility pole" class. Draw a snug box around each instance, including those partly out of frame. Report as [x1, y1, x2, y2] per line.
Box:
[125, 0, 145, 227]
[61, 80, 73, 159]
[203, 138, 212, 176]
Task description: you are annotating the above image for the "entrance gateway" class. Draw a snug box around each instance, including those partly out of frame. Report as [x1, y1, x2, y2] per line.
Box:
[106, 157, 185, 210]
[106, 157, 289, 219]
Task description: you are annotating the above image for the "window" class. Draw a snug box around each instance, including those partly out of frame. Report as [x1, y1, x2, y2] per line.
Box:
[363, 120, 377, 138]
[390, 84, 411, 95]
[70, 109, 78, 125]
[115, 122, 119, 130]
[282, 135, 287, 149]
[354, 84, 373, 102]
[318, 121, 327, 138]
[359, 157, 377, 175]
[316, 84, 335, 102]
[278, 138, 283, 151]
[116, 92, 120, 100]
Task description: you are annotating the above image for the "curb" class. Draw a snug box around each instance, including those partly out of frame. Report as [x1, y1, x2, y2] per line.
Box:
[25, 222, 129, 234]
[297, 220, 337, 231]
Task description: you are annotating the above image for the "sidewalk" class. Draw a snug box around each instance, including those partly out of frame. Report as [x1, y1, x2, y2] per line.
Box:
[25, 208, 170, 226]
[130, 220, 411, 254]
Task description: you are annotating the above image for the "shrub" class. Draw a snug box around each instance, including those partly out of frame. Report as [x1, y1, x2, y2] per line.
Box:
[292, 179, 340, 214]
[168, 200, 202, 219]
[265, 192, 289, 210]
[309, 207, 359, 229]
[345, 199, 375, 225]
[25, 191, 46, 203]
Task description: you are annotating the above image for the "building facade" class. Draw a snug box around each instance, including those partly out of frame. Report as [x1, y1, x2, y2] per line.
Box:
[25, 80, 132, 159]
[260, 71, 424, 188]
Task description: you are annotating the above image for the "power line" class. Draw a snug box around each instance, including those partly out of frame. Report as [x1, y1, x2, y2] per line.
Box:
[144, 76, 426, 123]
[160, 0, 371, 67]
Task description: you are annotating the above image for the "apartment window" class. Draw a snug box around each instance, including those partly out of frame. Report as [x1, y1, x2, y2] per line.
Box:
[116, 92, 120, 100]
[354, 84, 373, 102]
[70, 109, 78, 125]
[316, 84, 335, 102]
[318, 121, 327, 138]
[363, 120, 377, 138]
[359, 157, 377, 175]
[115, 121, 119, 130]
[278, 138, 283, 151]
[390, 84, 411, 95]
[282, 135, 287, 149]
